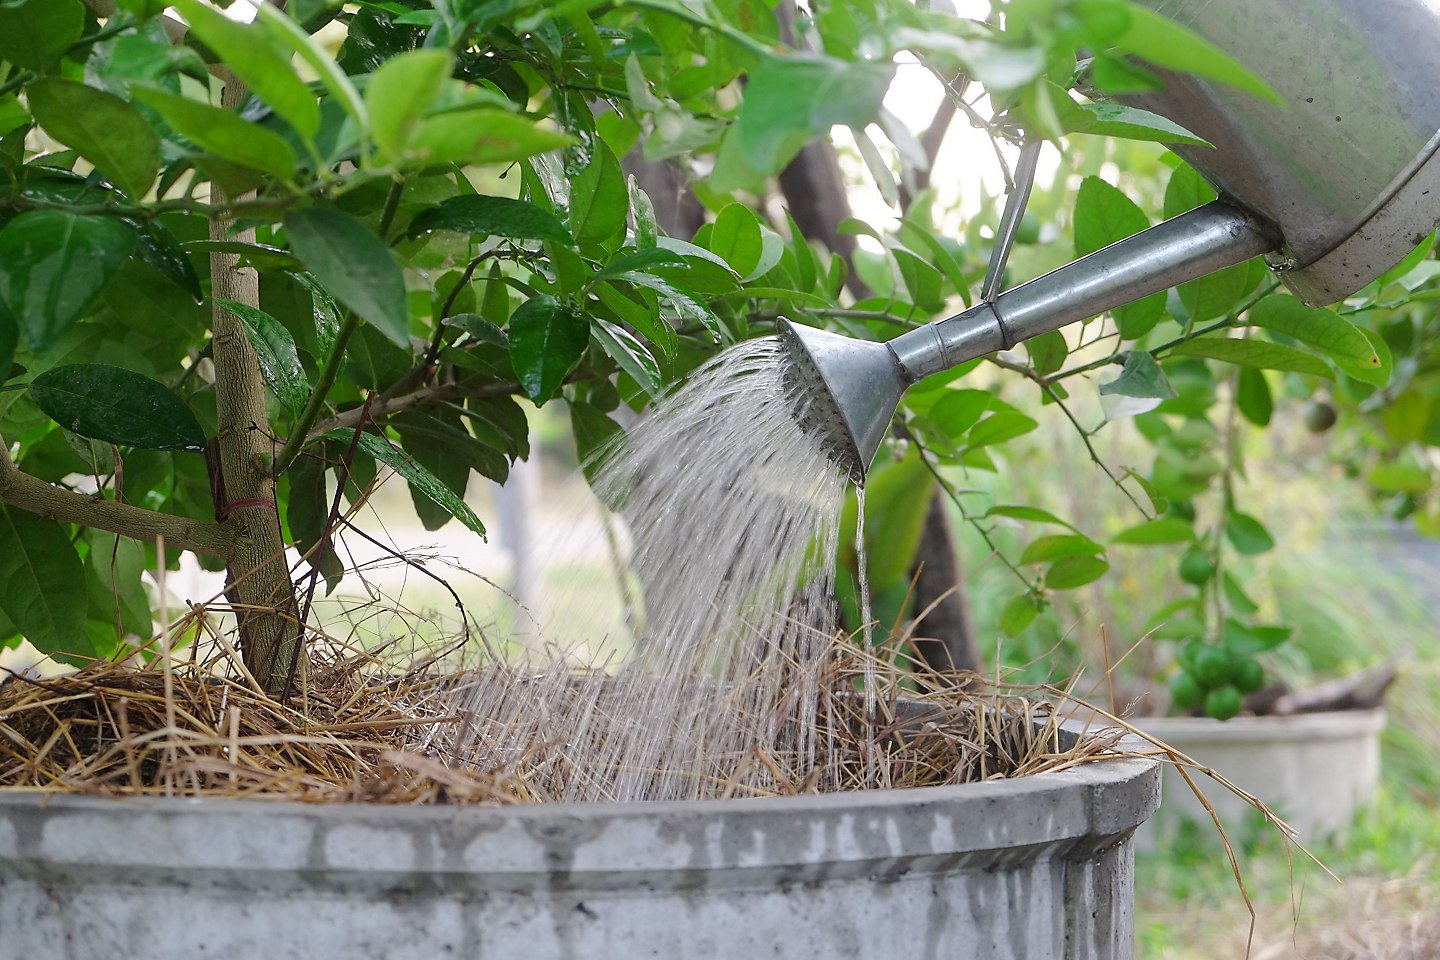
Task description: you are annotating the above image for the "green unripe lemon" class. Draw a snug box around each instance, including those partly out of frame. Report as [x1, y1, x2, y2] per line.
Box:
[1169, 670, 1204, 710]
[1303, 400, 1338, 433]
[1193, 646, 1233, 687]
[1178, 547, 1215, 586]
[1233, 658, 1265, 694]
[1204, 684, 1243, 720]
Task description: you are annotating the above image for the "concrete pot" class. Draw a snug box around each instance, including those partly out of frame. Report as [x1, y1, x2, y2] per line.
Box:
[1137, 708, 1385, 847]
[0, 748, 1158, 960]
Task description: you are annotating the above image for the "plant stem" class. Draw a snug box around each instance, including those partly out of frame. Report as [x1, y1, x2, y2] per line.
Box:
[273, 178, 406, 476]
[0, 436, 230, 559]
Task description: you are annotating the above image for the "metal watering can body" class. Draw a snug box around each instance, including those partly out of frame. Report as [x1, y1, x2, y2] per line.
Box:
[785, 0, 1440, 482]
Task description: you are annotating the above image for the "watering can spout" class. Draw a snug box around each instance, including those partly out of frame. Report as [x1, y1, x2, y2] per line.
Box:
[782, 199, 1278, 482]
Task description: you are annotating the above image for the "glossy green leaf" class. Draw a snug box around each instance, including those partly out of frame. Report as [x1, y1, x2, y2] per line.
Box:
[605, 270, 720, 339]
[285, 208, 410, 348]
[286, 454, 343, 593]
[1235, 366, 1272, 426]
[736, 53, 892, 174]
[1225, 511, 1275, 555]
[1177, 257, 1264, 322]
[1019, 534, 1105, 565]
[998, 593, 1041, 637]
[1045, 555, 1110, 590]
[508, 294, 588, 404]
[569, 142, 628, 246]
[1112, 517, 1195, 545]
[1072, 102, 1208, 147]
[219, 299, 309, 415]
[709, 202, 764, 279]
[1163, 162, 1216, 219]
[1026, 331, 1068, 377]
[393, 409, 507, 528]
[87, 530, 152, 640]
[591, 316, 661, 397]
[984, 504, 1081, 532]
[629, 176, 657, 251]
[174, 0, 320, 142]
[1168, 336, 1334, 379]
[854, 450, 932, 589]
[1099, 350, 1177, 399]
[324, 429, 485, 539]
[409, 195, 573, 244]
[0, 211, 137, 352]
[569, 401, 623, 485]
[1109, 3, 1283, 104]
[1073, 176, 1148, 257]
[134, 220, 204, 304]
[27, 79, 160, 201]
[0, 0, 83, 70]
[364, 48, 452, 163]
[0, 507, 87, 660]
[132, 87, 298, 182]
[29, 363, 206, 451]
[966, 410, 1039, 448]
[0, 301, 16, 381]
[255, 3, 367, 134]
[409, 110, 573, 168]
[1245, 295, 1385, 384]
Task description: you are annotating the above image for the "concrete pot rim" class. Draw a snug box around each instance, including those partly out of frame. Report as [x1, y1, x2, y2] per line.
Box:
[1137, 706, 1387, 744]
[0, 747, 1159, 884]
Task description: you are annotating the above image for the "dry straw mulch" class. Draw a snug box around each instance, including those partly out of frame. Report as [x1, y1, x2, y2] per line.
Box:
[0, 636, 1130, 805]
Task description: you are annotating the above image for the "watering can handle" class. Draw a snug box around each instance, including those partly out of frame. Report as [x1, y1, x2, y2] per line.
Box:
[888, 199, 1280, 383]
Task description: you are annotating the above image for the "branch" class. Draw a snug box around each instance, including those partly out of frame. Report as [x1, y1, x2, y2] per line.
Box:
[307, 381, 521, 438]
[0, 438, 231, 559]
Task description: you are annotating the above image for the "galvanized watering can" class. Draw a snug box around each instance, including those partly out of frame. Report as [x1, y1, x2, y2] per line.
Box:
[785, 0, 1440, 481]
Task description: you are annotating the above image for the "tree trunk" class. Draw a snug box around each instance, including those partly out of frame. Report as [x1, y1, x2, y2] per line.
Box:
[209, 71, 301, 692]
[908, 488, 982, 673]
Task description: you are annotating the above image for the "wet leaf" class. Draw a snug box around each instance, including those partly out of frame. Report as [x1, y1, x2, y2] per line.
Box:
[285, 208, 410, 348]
[29, 363, 206, 451]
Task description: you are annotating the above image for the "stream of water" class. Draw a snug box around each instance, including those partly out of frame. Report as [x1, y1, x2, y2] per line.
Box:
[445, 336, 867, 803]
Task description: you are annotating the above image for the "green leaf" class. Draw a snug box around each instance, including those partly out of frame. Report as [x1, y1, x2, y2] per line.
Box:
[709, 202, 764, 279]
[27, 79, 160, 201]
[409, 110, 573, 168]
[854, 451, 932, 588]
[1225, 511, 1275, 555]
[285, 208, 410, 348]
[324, 430, 485, 539]
[1026, 330, 1068, 376]
[393, 409, 507, 528]
[1019, 534, 1105, 565]
[364, 48, 452, 163]
[998, 593, 1041, 637]
[1245, 295, 1384, 384]
[1073, 176, 1148, 257]
[87, 530, 152, 640]
[0, 0, 83, 71]
[1223, 618, 1291, 656]
[736, 53, 892, 174]
[286, 454, 342, 593]
[219, 299, 309, 415]
[174, 0, 320, 142]
[569, 142, 628, 246]
[1177, 257, 1264, 322]
[1112, 517, 1195, 545]
[596, 284, 675, 358]
[1235, 366, 1272, 426]
[132, 87, 298, 182]
[1045, 555, 1110, 590]
[1367, 462, 1431, 494]
[1099, 350, 1177, 399]
[1110, 4, 1283, 104]
[984, 504, 1081, 533]
[0, 211, 137, 353]
[409, 195, 573, 244]
[966, 410, 1039, 448]
[29, 363, 206, 451]
[629, 176, 657, 251]
[1168, 336, 1334, 379]
[508, 294, 588, 404]
[591, 316, 661, 397]
[927, 389, 991, 436]
[0, 301, 16, 380]
[605, 271, 720, 339]
[1071, 102, 1209, 147]
[0, 507, 87, 660]
[255, 3, 368, 135]
[1163, 162, 1217, 219]
[569, 401, 623, 484]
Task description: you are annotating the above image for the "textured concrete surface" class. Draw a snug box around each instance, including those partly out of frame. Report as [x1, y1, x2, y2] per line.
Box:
[1136, 708, 1384, 848]
[0, 749, 1158, 959]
